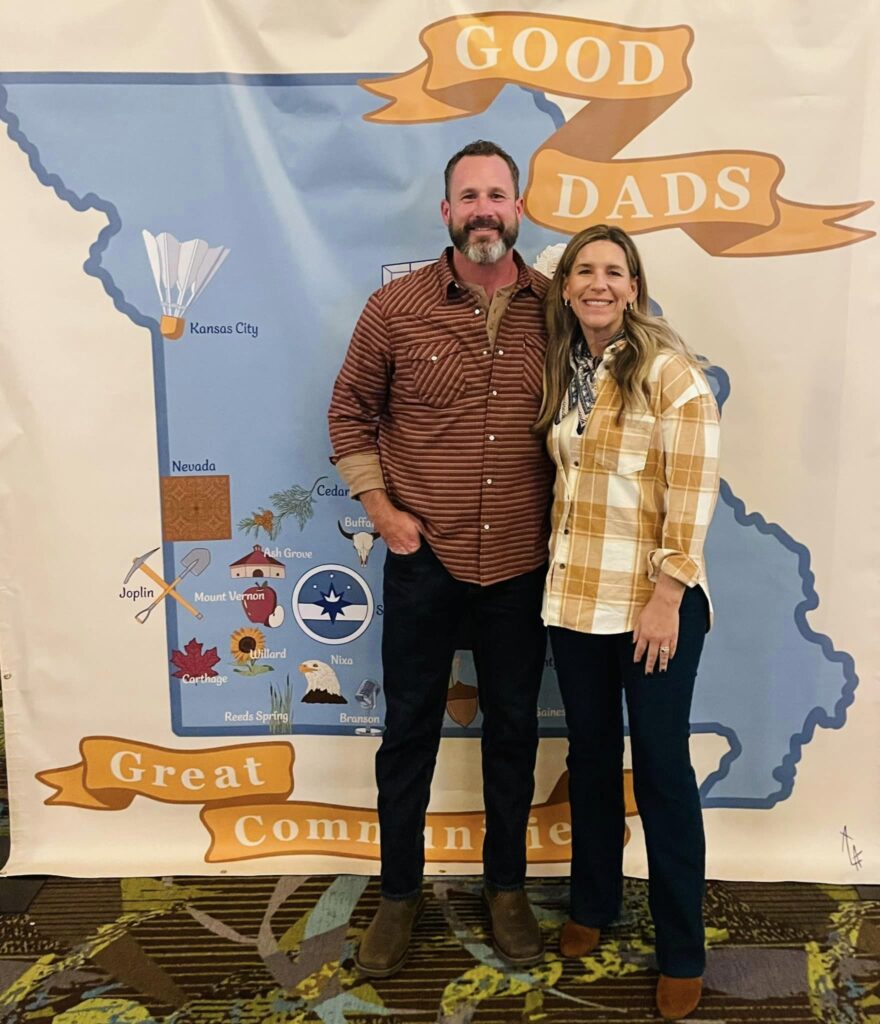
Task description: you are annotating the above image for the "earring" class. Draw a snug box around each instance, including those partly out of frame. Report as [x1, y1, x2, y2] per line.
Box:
[564, 298, 570, 308]
[626, 302, 634, 313]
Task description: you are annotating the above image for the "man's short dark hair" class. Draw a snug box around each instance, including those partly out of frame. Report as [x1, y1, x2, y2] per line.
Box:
[444, 140, 520, 199]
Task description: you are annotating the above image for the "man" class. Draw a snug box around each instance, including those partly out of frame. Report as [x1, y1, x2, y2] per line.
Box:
[328, 140, 553, 975]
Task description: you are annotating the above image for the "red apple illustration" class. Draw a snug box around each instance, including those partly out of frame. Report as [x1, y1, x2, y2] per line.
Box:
[243, 581, 277, 625]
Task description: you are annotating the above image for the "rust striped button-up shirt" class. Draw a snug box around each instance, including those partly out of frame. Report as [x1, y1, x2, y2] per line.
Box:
[328, 249, 554, 586]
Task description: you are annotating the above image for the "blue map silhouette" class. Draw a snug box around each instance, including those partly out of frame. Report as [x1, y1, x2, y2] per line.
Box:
[0, 74, 857, 807]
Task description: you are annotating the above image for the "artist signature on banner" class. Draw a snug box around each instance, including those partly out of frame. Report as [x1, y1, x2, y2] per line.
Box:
[361, 12, 873, 256]
[841, 826, 864, 871]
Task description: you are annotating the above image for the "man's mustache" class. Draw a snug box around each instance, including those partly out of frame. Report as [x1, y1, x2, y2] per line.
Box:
[466, 217, 503, 231]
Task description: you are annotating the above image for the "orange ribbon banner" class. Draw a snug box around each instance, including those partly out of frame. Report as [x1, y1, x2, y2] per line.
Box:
[201, 770, 636, 864]
[37, 737, 295, 810]
[360, 12, 873, 256]
[37, 737, 637, 864]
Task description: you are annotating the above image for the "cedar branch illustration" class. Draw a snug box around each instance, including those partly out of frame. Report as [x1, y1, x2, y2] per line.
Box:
[271, 476, 327, 531]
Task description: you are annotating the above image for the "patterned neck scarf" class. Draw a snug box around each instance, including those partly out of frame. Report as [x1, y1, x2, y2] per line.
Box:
[557, 329, 625, 434]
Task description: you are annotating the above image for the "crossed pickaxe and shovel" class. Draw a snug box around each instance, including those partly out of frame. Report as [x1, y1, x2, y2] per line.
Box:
[124, 547, 211, 624]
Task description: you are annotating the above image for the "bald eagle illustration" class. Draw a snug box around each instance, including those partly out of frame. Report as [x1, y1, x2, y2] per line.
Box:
[298, 659, 348, 704]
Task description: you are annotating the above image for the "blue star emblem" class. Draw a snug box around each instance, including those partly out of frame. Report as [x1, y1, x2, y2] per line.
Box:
[314, 583, 352, 623]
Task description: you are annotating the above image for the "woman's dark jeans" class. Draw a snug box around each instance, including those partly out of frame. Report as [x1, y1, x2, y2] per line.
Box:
[377, 541, 547, 898]
[549, 585, 710, 977]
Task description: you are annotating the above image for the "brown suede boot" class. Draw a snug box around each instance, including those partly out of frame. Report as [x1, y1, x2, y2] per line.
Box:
[656, 975, 703, 1019]
[354, 895, 424, 978]
[558, 919, 601, 957]
[483, 888, 544, 967]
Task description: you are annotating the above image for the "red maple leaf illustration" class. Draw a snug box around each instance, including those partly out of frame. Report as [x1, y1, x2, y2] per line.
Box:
[171, 638, 221, 678]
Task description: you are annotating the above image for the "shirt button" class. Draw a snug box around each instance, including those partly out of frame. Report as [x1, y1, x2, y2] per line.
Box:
[564, 528, 570, 534]
[559, 563, 566, 570]
[483, 349, 489, 356]
[491, 389, 497, 396]
[486, 478, 493, 485]
[488, 434, 495, 441]
[483, 523, 491, 530]
[573, 460, 580, 467]
[430, 354, 438, 362]
[498, 348, 504, 355]
[474, 308, 481, 315]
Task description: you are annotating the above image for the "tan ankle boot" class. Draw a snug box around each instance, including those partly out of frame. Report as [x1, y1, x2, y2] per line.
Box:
[483, 888, 544, 967]
[558, 919, 601, 957]
[355, 895, 424, 978]
[656, 975, 702, 1019]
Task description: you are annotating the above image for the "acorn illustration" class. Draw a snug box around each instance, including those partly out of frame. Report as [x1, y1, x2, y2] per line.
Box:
[446, 656, 479, 727]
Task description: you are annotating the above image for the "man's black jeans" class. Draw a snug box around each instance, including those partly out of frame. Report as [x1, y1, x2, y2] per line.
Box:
[549, 584, 710, 978]
[376, 540, 547, 898]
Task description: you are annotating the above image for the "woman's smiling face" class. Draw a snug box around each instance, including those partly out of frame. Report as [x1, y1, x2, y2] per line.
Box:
[563, 239, 638, 348]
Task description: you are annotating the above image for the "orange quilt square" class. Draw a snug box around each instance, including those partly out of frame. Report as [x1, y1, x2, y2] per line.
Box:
[160, 475, 232, 541]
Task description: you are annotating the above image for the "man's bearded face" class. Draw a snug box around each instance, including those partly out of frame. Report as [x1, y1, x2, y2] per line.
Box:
[442, 155, 523, 267]
[448, 214, 519, 265]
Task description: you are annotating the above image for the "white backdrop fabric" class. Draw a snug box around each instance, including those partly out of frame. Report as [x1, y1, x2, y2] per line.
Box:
[0, 1, 877, 880]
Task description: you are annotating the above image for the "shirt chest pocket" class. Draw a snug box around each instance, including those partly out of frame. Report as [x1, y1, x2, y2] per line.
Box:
[400, 337, 467, 408]
[592, 411, 656, 476]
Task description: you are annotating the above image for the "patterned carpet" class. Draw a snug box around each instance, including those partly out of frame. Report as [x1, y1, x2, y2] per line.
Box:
[0, 706, 879, 1021]
[0, 872, 877, 1022]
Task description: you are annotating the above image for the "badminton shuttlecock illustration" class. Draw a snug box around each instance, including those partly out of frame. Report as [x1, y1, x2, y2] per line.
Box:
[142, 230, 230, 340]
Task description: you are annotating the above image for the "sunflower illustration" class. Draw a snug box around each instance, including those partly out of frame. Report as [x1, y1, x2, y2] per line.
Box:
[229, 626, 272, 675]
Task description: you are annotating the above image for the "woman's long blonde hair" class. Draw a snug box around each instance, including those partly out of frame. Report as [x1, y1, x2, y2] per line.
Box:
[534, 225, 702, 435]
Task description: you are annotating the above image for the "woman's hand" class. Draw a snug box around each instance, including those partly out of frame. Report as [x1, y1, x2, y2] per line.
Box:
[633, 574, 687, 674]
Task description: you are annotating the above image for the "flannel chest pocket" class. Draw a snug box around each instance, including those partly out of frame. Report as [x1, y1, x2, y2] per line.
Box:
[592, 411, 656, 475]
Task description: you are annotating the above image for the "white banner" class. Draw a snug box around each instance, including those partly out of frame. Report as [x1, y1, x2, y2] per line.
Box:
[0, 1, 877, 880]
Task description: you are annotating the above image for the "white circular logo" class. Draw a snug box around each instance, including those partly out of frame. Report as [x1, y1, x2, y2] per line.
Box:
[291, 563, 374, 645]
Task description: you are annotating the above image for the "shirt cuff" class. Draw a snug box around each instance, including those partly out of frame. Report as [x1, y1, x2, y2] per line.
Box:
[647, 548, 701, 587]
[334, 452, 386, 499]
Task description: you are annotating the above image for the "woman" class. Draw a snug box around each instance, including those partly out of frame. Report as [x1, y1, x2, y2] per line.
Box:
[536, 225, 720, 1020]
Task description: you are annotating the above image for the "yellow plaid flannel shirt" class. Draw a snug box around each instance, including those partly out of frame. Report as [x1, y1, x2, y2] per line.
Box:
[542, 347, 720, 634]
